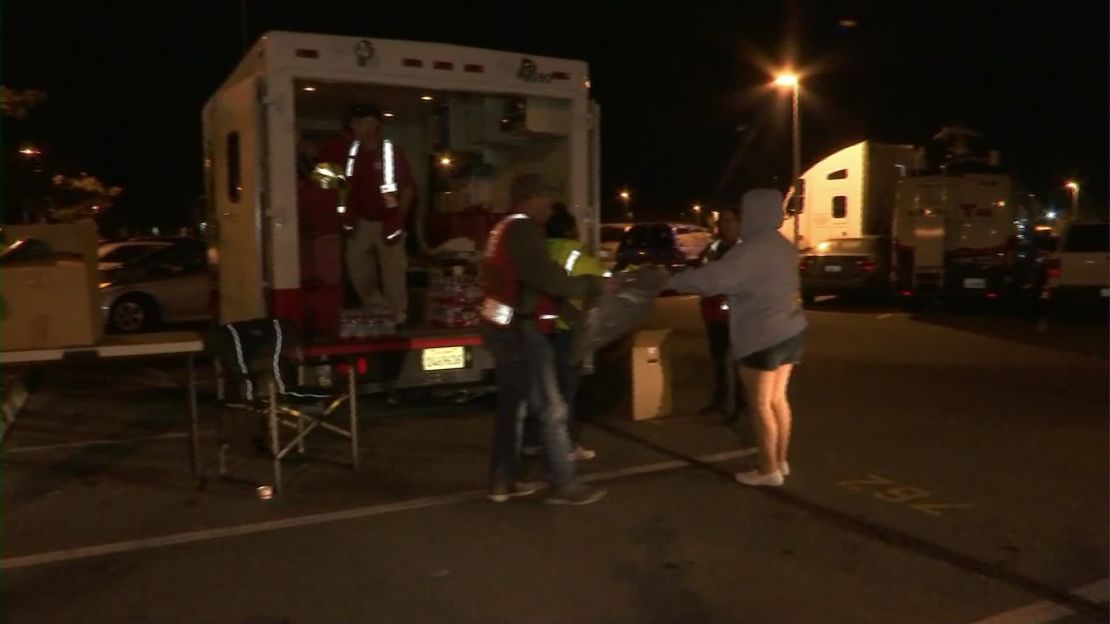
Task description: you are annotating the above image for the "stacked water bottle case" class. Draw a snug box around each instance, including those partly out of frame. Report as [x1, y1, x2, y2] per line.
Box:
[427, 268, 482, 329]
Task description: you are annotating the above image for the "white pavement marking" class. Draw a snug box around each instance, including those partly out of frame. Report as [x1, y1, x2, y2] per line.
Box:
[970, 578, 1108, 624]
[877, 313, 894, 319]
[3, 430, 218, 455]
[0, 447, 758, 571]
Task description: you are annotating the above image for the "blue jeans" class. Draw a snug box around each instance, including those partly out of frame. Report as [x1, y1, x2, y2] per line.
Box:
[485, 323, 576, 489]
[523, 330, 582, 447]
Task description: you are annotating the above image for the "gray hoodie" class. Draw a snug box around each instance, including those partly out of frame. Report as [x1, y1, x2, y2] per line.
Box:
[668, 188, 807, 359]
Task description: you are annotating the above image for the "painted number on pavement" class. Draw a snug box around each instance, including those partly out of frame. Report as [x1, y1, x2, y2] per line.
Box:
[836, 475, 974, 517]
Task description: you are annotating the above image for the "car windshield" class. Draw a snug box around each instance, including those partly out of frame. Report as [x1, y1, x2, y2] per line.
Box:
[817, 238, 875, 254]
[1063, 224, 1109, 252]
[99, 244, 167, 263]
[622, 225, 674, 248]
[601, 227, 626, 243]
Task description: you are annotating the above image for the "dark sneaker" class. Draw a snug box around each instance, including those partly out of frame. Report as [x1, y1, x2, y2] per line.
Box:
[543, 483, 607, 506]
[488, 481, 541, 503]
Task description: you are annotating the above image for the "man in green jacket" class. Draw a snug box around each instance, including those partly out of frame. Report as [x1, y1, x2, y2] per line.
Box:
[522, 204, 608, 461]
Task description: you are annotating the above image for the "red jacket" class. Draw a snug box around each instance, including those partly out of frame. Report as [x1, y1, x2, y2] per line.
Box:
[699, 239, 736, 324]
[317, 134, 415, 233]
[479, 215, 562, 333]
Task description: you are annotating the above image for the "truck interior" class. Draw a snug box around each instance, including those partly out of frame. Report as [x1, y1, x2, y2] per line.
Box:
[292, 80, 575, 338]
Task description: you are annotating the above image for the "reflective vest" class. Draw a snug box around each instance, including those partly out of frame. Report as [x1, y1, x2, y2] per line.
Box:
[315, 139, 402, 237]
[547, 238, 608, 331]
[479, 214, 556, 331]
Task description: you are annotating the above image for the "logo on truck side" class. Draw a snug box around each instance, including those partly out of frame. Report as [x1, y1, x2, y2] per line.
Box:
[355, 40, 375, 66]
[517, 58, 554, 83]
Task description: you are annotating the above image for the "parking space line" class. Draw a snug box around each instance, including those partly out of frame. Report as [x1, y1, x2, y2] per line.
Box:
[3, 430, 218, 454]
[0, 447, 757, 571]
[970, 578, 1108, 624]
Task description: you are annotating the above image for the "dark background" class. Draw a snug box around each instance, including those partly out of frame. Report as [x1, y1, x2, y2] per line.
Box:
[3, 0, 1106, 227]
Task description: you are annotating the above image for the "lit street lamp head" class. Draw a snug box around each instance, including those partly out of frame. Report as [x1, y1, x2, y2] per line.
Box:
[773, 73, 799, 88]
[619, 190, 631, 201]
[1064, 181, 1079, 192]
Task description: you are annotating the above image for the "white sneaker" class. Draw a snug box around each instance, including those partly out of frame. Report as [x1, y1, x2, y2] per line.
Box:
[570, 445, 597, 461]
[781, 461, 790, 477]
[735, 470, 785, 487]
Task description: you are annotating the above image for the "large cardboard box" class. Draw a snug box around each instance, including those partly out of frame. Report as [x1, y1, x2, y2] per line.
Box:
[630, 329, 673, 421]
[0, 222, 102, 351]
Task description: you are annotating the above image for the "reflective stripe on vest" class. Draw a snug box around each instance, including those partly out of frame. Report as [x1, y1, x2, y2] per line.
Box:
[563, 249, 582, 274]
[380, 140, 397, 194]
[480, 298, 514, 326]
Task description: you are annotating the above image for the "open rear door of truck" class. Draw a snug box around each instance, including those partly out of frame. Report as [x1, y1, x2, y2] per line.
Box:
[207, 77, 267, 323]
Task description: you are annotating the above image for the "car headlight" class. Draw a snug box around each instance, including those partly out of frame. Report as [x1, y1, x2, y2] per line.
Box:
[99, 281, 113, 289]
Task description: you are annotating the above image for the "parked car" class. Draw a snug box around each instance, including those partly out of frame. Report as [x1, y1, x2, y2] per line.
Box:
[671, 223, 713, 260]
[97, 239, 175, 271]
[799, 236, 889, 304]
[1043, 220, 1109, 308]
[99, 238, 211, 332]
[615, 223, 690, 271]
[599, 223, 631, 268]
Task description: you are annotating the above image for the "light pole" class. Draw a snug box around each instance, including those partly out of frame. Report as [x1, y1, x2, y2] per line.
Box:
[692, 203, 702, 225]
[774, 72, 801, 248]
[619, 189, 632, 221]
[1064, 181, 1080, 218]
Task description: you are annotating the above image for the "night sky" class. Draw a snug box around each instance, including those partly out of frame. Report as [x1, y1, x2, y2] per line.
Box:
[4, 1, 1107, 227]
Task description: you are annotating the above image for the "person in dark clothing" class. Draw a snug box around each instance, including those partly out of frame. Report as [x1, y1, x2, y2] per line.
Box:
[480, 175, 608, 506]
[698, 205, 747, 422]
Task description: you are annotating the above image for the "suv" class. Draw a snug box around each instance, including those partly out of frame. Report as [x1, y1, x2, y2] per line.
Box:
[615, 223, 690, 271]
[1044, 221, 1109, 308]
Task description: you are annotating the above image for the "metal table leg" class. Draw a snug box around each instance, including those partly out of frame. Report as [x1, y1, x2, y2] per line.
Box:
[187, 353, 202, 482]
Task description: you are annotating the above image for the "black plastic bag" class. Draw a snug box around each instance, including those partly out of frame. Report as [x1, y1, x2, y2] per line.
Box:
[571, 267, 666, 363]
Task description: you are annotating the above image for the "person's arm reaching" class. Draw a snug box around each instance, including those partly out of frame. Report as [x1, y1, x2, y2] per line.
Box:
[506, 220, 602, 300]
[667, 244, 752, 296]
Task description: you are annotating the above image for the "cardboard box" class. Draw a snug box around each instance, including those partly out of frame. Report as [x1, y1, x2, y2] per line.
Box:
[630, 329, 672, 421]
[0, 222, 103, 351]
[1, 258, 101, 351]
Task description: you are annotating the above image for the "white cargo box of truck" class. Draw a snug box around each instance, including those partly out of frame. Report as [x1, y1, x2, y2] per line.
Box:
[203, 31, 601, 392]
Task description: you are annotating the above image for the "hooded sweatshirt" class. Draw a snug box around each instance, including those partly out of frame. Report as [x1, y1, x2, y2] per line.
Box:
[668, 188, 807, 359]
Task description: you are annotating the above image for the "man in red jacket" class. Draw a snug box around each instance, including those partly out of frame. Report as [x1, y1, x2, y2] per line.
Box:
[318, 104, 416, 322]
[698, 205, 747, 422]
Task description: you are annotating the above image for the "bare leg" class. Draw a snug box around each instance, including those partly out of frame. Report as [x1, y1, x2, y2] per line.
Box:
[738, 366, 779, 474]
[770, 364, 794, 474]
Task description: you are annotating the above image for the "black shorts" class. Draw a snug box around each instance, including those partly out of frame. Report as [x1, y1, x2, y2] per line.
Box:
[738, 330, 806, 372]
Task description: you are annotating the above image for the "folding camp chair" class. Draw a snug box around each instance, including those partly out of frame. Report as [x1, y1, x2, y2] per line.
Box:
[207, 318, 358, 492]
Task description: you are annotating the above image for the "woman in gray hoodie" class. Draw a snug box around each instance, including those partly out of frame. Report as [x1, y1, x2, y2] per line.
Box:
[668, 188, 807, 486]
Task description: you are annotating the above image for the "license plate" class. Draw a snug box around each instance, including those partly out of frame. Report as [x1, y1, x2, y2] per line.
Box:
[1101, 288, 1110, 298]
[963, 278, 986, 289]
[824, 265, 843, 273]
[422, 346, 466, 371]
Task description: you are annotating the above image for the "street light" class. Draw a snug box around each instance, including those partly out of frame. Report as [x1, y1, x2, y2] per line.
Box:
[18, 146, 41, 157]
[774, 71, 802, 249]
[1064, 181, 1080, 216]
[618, 190, 632, 221]
[692, 203, 702, 224]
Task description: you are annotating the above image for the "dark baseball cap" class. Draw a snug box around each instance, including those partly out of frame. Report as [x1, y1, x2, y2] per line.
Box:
[510, 173, 560, 202]
[347, 103, 383, 121]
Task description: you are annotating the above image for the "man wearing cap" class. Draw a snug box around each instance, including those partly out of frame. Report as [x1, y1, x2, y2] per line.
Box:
[480, 174, 608, 506]
[318, 104, 416, 322]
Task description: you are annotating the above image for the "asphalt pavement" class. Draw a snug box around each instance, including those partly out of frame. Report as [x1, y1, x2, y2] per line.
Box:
[1, 296, 1106, 623]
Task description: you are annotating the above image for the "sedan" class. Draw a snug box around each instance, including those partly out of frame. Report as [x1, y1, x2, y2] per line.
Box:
[799, 236, 889, 304]
[99, 239, 211, 332]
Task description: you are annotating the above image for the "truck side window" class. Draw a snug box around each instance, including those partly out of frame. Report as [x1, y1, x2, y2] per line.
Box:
[227, 132, 241, 203]
[832, 195, 848, 219]
[827, 169, 848, 180]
